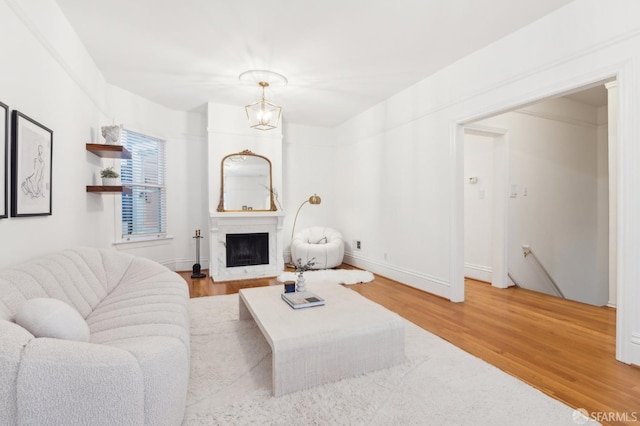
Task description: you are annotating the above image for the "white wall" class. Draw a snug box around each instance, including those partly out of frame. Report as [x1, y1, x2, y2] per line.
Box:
[282, 123, 337, 261]
[109, 86, 208, 271]
[335, 113, 454, 294]
[0, 0, 207, 270]
[476, 96, 607, 306]
[463, 133, 494, 283]
[331, 0, 640, 363]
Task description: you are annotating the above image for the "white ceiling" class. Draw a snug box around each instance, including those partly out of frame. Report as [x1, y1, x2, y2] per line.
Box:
[55, 0, 575, 128]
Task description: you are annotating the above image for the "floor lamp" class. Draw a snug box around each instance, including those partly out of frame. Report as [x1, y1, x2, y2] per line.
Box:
[290, 194, 321, 265]
[291, 194, 322, 241]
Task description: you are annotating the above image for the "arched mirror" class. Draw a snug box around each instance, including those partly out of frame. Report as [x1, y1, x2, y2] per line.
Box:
[217, 150, 277, 212]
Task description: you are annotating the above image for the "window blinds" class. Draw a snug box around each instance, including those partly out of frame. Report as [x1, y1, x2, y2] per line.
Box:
[120, 129, 166, 238]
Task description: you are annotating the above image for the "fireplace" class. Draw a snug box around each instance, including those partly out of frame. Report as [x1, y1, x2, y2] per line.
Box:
[209, 213, 284, 281]
[226, 232, 269, 267]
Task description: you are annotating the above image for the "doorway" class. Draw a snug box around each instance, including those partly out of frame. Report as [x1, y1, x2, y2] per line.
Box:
[462, 85, 610, 306]
[463, 125, 508, 290]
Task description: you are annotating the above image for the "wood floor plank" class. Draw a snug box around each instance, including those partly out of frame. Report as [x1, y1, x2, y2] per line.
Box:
[178, 269, 640, 425]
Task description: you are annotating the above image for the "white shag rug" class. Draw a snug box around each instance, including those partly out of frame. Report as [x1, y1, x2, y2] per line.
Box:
[277, 269, 374, 285]
[183, 294, 582, 426]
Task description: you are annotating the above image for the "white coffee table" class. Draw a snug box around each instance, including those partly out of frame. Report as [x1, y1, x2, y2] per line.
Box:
[239, 282, 405, 396]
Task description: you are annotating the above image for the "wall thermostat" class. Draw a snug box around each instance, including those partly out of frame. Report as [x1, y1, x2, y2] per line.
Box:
[468, 177, 478, 184]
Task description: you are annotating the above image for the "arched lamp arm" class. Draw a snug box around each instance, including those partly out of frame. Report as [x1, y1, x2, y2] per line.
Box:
[291, 200, 310, 242]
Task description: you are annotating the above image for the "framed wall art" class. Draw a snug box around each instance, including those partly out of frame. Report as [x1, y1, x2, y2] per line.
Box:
[11, 111, 53, 217]
[0, 102, 7, 219]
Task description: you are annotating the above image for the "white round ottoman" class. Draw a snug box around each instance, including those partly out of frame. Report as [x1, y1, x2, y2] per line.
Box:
[291, 227, 345, 269]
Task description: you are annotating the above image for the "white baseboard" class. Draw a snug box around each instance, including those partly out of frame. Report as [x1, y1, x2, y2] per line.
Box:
[343, 252, 452, 300]
[464, 262, 493, 283]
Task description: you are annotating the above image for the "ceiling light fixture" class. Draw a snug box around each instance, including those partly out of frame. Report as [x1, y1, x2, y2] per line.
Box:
[239, 70, 287, 131]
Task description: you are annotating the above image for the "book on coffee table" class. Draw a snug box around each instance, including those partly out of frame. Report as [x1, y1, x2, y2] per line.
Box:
[281, 291, 325, 309]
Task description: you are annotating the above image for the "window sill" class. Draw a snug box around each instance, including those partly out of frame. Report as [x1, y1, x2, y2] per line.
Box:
[113, 235, 174, 249]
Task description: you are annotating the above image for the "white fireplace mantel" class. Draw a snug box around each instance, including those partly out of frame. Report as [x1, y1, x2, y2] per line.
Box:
[209, 212, 285, 282]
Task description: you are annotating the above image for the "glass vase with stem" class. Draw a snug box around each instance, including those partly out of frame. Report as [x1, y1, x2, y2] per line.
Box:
[293, 257, 315, 292]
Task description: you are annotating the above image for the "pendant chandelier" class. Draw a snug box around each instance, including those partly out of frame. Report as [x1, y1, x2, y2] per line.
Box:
[239, 70, 287, 131]
[245, 81, 281, 130]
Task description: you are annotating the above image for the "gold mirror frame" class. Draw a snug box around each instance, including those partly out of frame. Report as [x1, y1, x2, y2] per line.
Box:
[217, 149, 277, 212]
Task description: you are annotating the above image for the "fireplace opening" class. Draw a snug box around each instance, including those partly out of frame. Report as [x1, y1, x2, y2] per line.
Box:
[226, 232, 269, 267]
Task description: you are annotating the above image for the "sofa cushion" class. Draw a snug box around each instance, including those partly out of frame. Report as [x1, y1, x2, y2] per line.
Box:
[14, 298, 90, 342]
[0, 249, 136, 321]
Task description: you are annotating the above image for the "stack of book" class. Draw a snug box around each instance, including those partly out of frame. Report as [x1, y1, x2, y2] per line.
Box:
[281, 291, 325, 309]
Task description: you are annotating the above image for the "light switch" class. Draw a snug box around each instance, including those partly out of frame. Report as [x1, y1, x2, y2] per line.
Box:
[510, 184, 518, 198]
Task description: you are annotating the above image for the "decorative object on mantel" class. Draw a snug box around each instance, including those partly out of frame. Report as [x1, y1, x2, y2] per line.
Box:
[239, 70, 287, 131]
[291, 193, 321, 243]
[278, 269, 375, 286]
[292, 257, 316, 292]
[262, 184, 283, 211]
[100, 166, 119, 186]
[191, 229, 206, 278]
[101, 124, 121, 145]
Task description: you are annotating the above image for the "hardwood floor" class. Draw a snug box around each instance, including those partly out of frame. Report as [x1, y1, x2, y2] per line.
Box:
[178, 268, 640, 425]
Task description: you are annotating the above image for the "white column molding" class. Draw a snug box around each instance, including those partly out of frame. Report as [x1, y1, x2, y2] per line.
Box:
[206, 102, 285, 281]
[615, 61, 640, 364]
[449, 124, 465, 302]
[605, 80, 618, 309]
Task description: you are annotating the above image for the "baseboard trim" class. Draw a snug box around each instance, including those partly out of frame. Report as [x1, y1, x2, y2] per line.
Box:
[464, 262, 493, 283]
[344, 252, 451, 300]
[286, 250, 452, 299]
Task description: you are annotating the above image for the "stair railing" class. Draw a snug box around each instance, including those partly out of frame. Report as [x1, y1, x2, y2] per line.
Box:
[519, 245, 565, 298]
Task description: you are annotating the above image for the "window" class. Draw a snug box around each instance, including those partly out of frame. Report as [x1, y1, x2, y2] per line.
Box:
[120, 128, 166, 239]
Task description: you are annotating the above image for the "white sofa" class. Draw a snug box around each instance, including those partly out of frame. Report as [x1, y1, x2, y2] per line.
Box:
[291, 226, 345, 269]
[0, 248, 190, 426]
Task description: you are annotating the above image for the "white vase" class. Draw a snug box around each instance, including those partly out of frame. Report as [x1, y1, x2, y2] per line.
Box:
[102, 177, 119, 186]
[296, 273, 306, 292]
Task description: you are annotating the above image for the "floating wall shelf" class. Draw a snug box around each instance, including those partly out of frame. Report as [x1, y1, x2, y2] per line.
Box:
[86, 185, 132, 195]
[86, 143, 131, 195]
[86, 143, 131, 159]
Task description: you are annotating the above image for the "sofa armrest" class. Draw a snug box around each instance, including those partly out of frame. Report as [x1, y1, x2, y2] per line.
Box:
[17, 338, 144, 426]
[0, 320, 33, 425]
[108, 336, 190, 426]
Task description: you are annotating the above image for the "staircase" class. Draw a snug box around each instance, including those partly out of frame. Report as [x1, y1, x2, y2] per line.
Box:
[508, 245, 565, 298]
